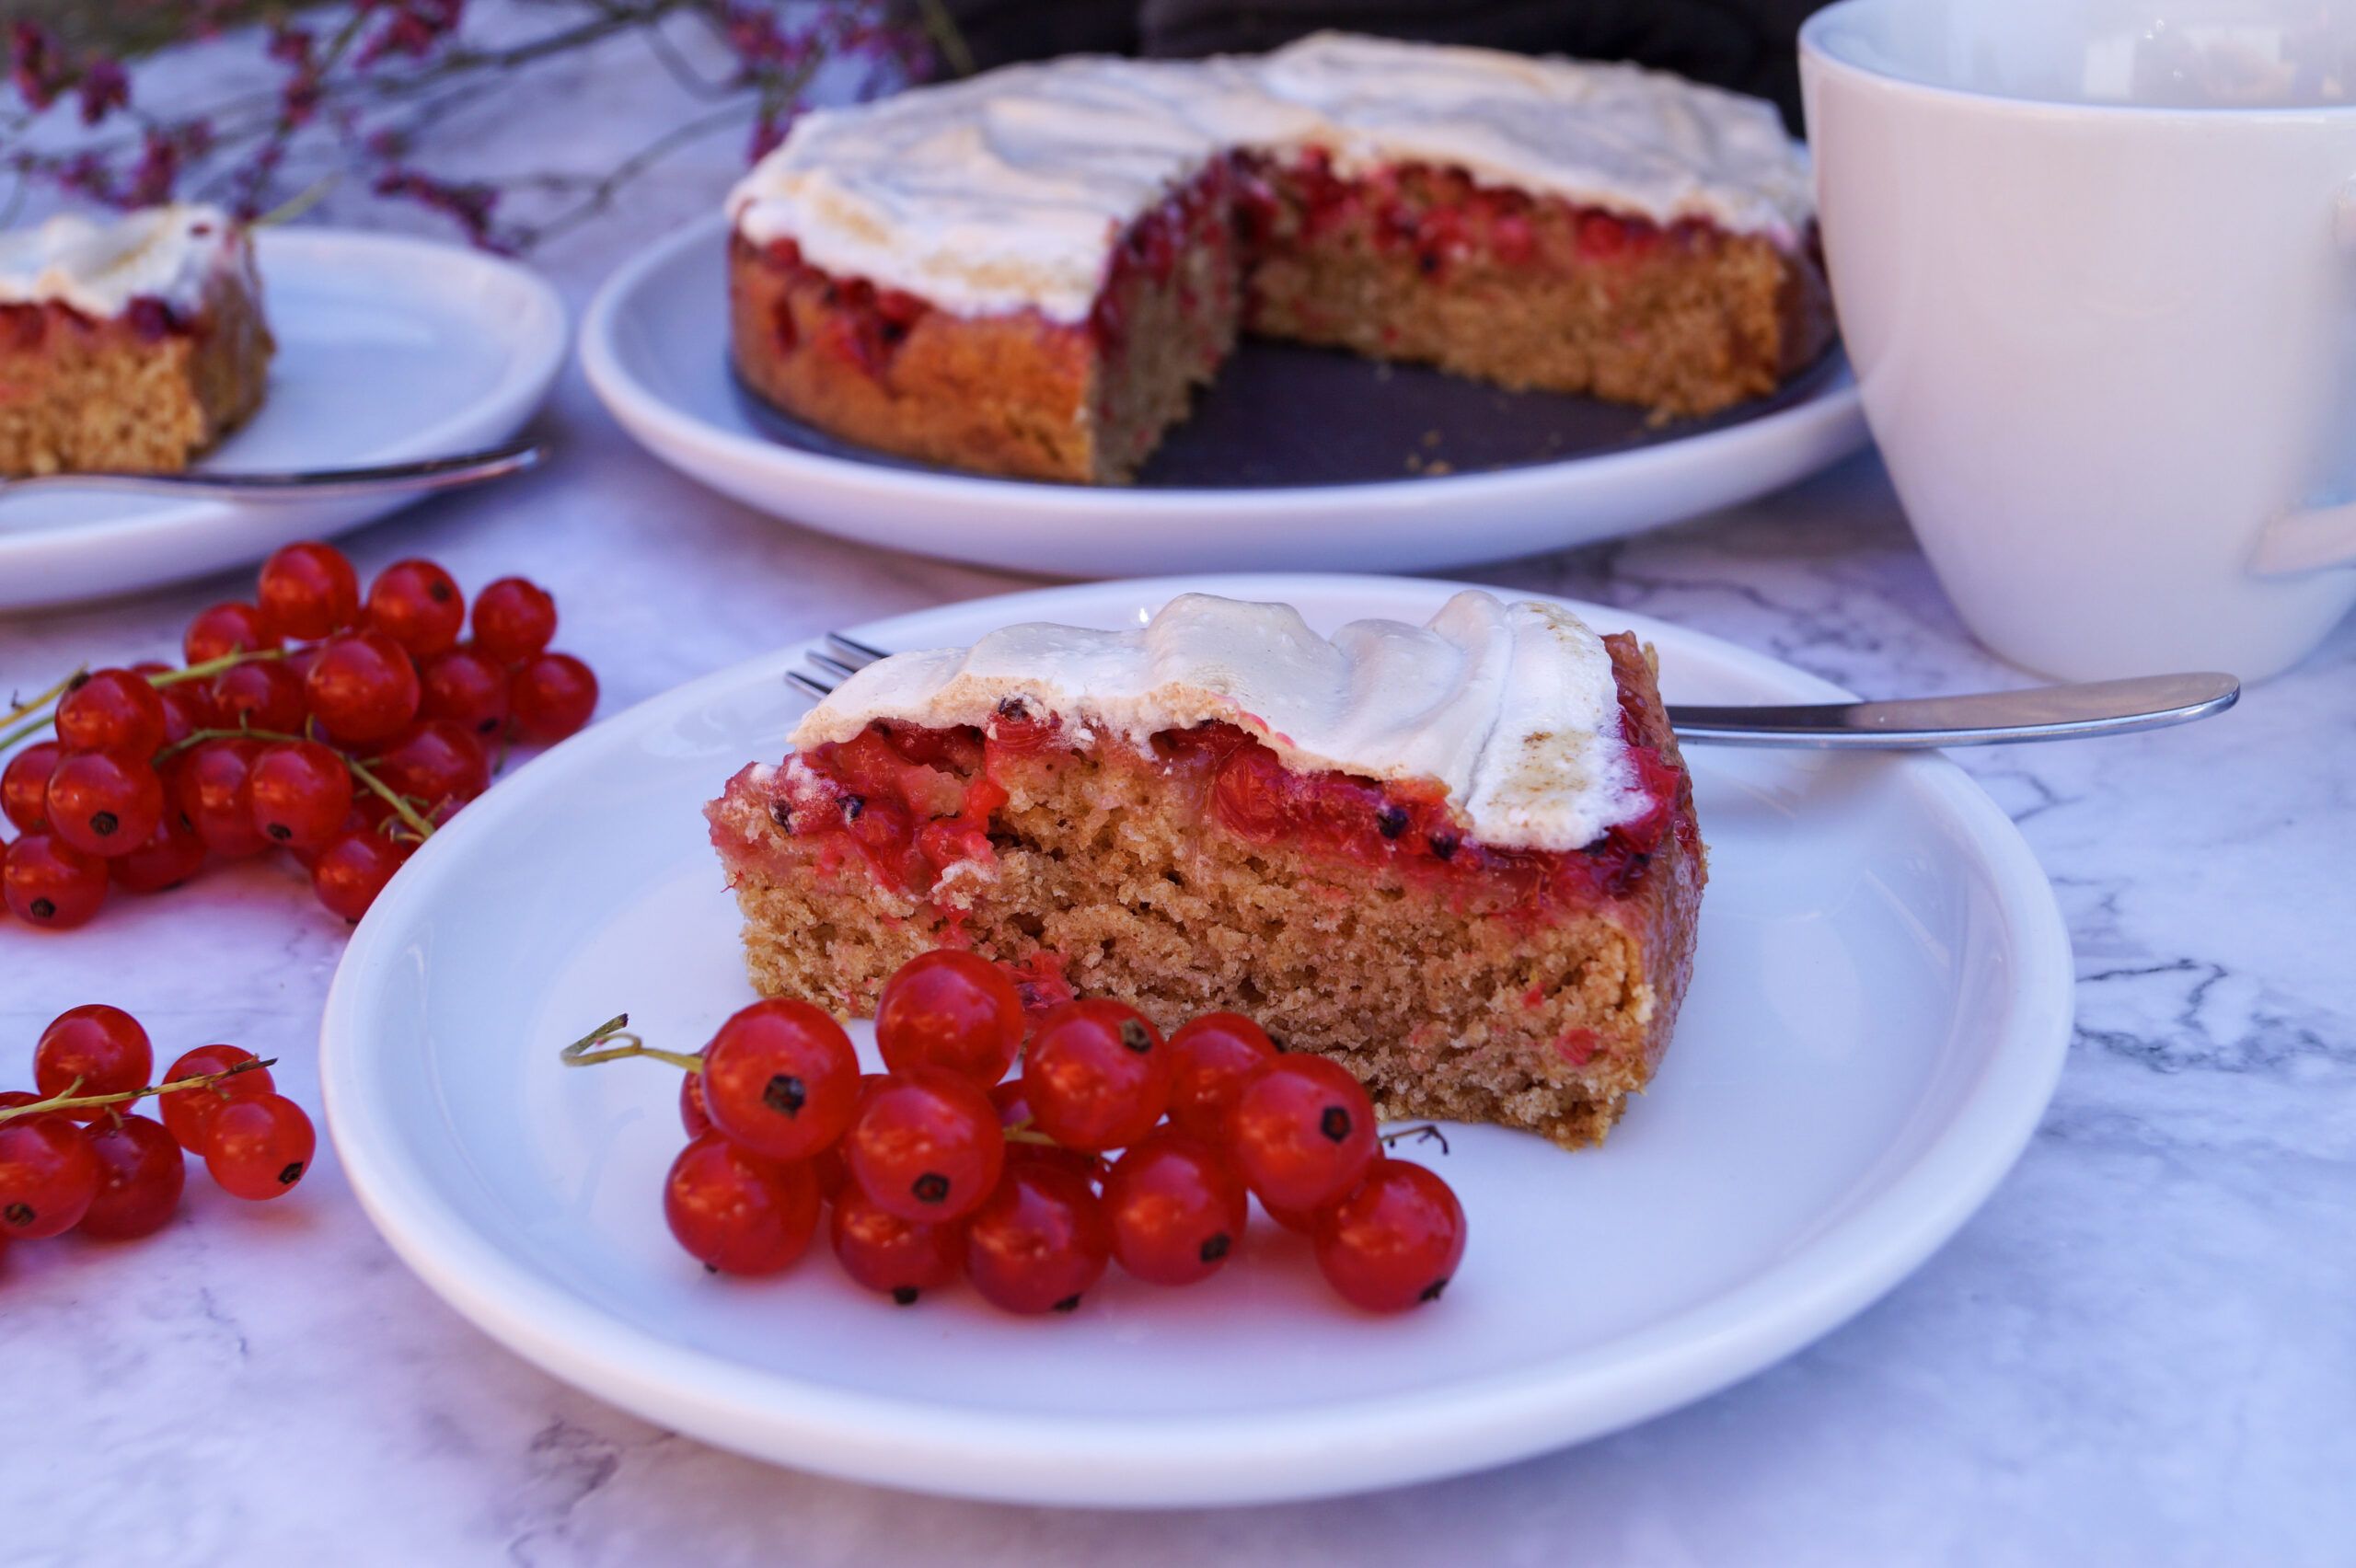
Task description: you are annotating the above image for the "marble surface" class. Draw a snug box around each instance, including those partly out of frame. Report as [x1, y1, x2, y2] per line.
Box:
[5, 25, 2354, 1567]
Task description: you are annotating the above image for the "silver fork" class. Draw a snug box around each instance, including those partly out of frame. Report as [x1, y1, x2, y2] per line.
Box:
[791, 630, 2239, 749]
[0, 438, 546, 508]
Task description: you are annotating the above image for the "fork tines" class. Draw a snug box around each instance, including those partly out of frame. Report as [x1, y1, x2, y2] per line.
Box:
[789, 628, 894, 702]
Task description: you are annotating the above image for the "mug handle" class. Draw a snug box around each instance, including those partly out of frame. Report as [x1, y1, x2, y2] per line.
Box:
[2251, 499, 2356, 577]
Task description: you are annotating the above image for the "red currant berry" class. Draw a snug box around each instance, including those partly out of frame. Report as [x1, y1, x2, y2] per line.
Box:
[1260, 1197, 1318, 1234]
[1021, 999, 1171, 1153]
[1165, 1011, 1277, 1142]
[248, 741, 355, 850]
[34, 1004, 152, 1119]
[418, 645, 512, 739]
[875, 949, 1024, 1088]
[53, 668, 167, 757]
[987, 1080, 1107, 1184]
[310, 828, 411, 921]
[205, 657, 307, 735]
[814, 1073, 889, 1200]
[0, 1113, 99, 1238]
[510, 652, 597, 744]
[701, 997, 861, 1162]
[964, 1164, 1112, 1315]
[77, 1113, 185, 1240]
[365, 721, 489, 819]
[365, 559, 466, 658]
[471, 576, 557, 663]
[45, 750, 165, 858]
[1102, 1133, 1249, 1286]
[664, 1131, 819, 1275]
[1228, 1055, 1379, 1212]
[679, 1069, 712, 1137]
[171, 737, 269, 858]
[146, 677, 206, 749]
[2, 832, 109, 928]
[830, 1185, 967, 1304]
[110, 810, 207, 894]
[158, 1045, 274, 1153]
[183, 601, 281, 666]
[258, 541, 361, 640]
[305, 629, 422, 746]
[1311, 1159, 1467, 1312]
[2, 739, 61, 833]
[847, 1068, 1006, 1222]
[202, 1093, 315, 1200]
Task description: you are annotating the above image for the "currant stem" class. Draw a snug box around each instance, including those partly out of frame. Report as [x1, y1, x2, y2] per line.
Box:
[0, 1056, 280, 1125]
[1379, 1123, 1450, 1156]
[161, 724, 440, 841]
[559, 1014, 706, 1074]
[0, 651, 285, 758]
[999, 1119, 1058, 1148]
[3, 667, 85, 729]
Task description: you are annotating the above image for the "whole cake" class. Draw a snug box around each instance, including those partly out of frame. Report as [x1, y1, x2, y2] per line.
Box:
[0, 203, 273, 477]
[707, 592, 1706, 1148]
[726, 32, 1831, 483]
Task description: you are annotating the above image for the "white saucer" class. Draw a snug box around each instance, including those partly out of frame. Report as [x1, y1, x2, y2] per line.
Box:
[320, 573, 2072, 1508]
[580, 216, 1870, 578]
[0, 227, 565, 610]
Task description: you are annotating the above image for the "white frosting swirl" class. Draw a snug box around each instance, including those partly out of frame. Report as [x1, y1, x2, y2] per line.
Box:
[0, 204, 248, 319]
[730, 32, 1813, 322]
[791, 590, 1652, 852]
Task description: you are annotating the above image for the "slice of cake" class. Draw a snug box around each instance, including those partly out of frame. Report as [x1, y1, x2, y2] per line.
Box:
[707, 592, 1706, 1148]
[726, 32, 1831, 483]
[0, 203, 274, 478]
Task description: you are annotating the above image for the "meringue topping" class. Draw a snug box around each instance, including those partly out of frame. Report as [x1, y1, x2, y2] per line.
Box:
[0, 204, 249, 319]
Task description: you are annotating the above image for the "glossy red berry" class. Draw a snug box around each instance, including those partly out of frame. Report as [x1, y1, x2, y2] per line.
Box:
[1312, 1159, 1467, 1312]
[34, 1004, 152, 1120]
[159, 1044, 275, 1153]
[1165, 1012, 1278, 1142]
[3, 833, 109, 928]
[1021, 999, 1171, 1153]
[679, 1069, 712, 1137]
[964, 1164, 1112, 1315]
[183, 601, 281, 666]
[471, 576, 557, 663]
[418, 645, 512, 739]
[257, 541, 361, 640]
[847, 1068, 1006, 1222]
[304, 629, 422, 746]
[700, 998, 861, 1162]
[110, 811, 207, 894]
[509, 652, 597, 743]
[205, 657, 307, 735]
[366, 559, 466, 658]
[1102, 1133, 1249, 1286]
[45, 750, 165, 858]
[663, 1131, 819, 1275]
[53, 668, 167, 757]
[987, 1079, 1107, 1185]
[2, 740, 60, 833]
[364, 721, 489, 821]
[0, 1113, 99, 1238]
[830, 1185, 967, 1304]
[148, 676, 206, 749]
[247, 741, 355, 849]
[310, 828, 410, 921]
[202, 1093, 316, 1200]
[1228, 1055, 1379, 1212]
[77, 1113, 185, 1240]
[875, 949, 1024, 1088]
[171, 737, 269, 858]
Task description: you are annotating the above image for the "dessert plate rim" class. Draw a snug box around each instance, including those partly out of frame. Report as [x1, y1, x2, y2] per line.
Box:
[0, 225, 565, 610]
[579, 215, 1871, 578]
[320, 571, 2073, 1508]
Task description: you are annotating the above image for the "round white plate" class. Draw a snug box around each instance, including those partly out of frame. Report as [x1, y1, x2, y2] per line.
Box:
[321, 573, 2072, 1508]
[0, 227, 565, 610]
[580, 215, 1870, 578]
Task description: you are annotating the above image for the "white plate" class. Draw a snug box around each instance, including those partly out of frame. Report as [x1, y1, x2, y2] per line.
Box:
[321, 573, 2072, 1508]
[0, 227, 565, 610]
[579, 215, 1870, 578]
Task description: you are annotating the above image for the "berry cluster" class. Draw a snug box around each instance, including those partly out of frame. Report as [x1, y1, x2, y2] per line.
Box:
[0, 540, 597, 929]
[567, 950, 1467, 1315]
[0, 1004, 316, 1260]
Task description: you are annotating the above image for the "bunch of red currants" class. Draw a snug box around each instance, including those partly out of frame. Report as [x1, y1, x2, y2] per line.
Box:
[0, 1004, 315, 1262]
[0, 539, 597, 929]
[593, 950, 1466, 1315]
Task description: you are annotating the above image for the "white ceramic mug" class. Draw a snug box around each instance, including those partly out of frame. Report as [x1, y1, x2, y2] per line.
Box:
[1800, 0, 2356, 681]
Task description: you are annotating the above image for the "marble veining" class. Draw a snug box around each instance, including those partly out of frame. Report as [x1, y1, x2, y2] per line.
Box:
[0, 11, 2350, 1565]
